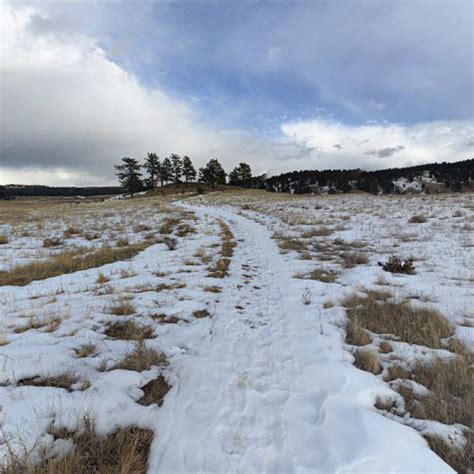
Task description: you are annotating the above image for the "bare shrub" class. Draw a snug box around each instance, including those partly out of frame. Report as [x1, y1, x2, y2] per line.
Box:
[378, 256, 415, 274]
[163, 236, 178, 250]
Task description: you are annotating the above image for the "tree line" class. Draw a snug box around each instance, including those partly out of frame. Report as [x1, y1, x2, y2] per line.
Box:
[115, 154, 253, 195]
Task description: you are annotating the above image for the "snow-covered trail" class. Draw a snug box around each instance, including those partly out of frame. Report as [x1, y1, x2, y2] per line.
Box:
[150, 204, 452, 473]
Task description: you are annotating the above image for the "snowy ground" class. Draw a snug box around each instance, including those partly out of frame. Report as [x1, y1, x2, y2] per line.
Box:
[0, 191, 472, 472]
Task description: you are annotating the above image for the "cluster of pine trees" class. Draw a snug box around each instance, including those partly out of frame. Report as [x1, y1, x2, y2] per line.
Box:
[115, 155, 253, 195]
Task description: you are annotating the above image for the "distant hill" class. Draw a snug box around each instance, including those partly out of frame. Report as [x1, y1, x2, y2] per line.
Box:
[249, 158, 474, 195]
[0, 184, 122, 199]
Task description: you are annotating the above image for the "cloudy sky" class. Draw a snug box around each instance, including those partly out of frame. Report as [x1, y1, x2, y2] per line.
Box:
[1, 0, 473, 186]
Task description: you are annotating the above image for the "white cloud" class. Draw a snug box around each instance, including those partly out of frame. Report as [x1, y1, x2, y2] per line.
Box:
[281, 119, 474, 170]
[0, 3, 242, 184]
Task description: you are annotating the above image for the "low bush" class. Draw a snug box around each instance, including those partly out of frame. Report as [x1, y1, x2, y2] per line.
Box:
[378, 256, 415, 274]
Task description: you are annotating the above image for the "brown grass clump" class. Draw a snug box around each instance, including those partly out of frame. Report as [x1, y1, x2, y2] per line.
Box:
[344, 295, 453, 349]
[302, 227, 333, 238]
[379, 340, 392, 353]
[278, 237, 306, 252]
[193, 309, 210, 319]
[138, 376, 171, 406]
[208, 220, 236, 278]
[424, 432, 472, 474]
[43, 237, 63, 248]
[0, 234, 8, 245]
[3, 419, 153, 474]
[203, 285, 221, 293]
[346, 319, 372, 346]
[109, 297, 136, 316]
[408, 214, 428, 224]
[159, 217, 181, 234]
[63, 226, 82, 237]
[353, 350, 382, 375]
[308, 268, 338, 283]
[115, 342, 166, 372]
[397, 357, 472, 427]
[17, 373, 78, 391]
[341, 252, 369, 268]
[104, 320, 154, 340]
[0, 242, 154, 286]
[75, 344, 95, 358]
[116, 238, 129, 247]
[96, 272, 110, 284]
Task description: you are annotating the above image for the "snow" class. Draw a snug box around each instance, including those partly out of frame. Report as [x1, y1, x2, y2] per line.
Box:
[1, 191, 472, 472]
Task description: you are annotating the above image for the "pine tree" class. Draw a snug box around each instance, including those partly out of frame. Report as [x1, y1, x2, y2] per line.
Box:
[182, 155, 196, 182]
[161, 157, 173, 185]
[198, 159, 226, 189]
[228, 162, 252, 185]
[143, 153, 161, 189]
[114, 157, 143, 196]
[170, 154, 183, 184]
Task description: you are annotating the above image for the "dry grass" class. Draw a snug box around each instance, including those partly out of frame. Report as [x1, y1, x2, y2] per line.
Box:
[341, 252, 369, 268]
[193, 309, 210, 319]
[353, 350, 382, 374]
[115, 342, 166, 372]
[3, 418, 153, 474]
[0, 242, 155, 286]
[343, 294, 453, 348]
[302, 227, 333, 238]
[389, 356, 473, 427]
[104, 320, 154, 340]
[109, 297, 136, 316]
[159, 217, 181, 234]
[424, 432, 472, 474]
[96, 272, 110, 284]
[308, 268, 338, 283]
[42, 237, 63, 248]
[138, 376, 171, 406]
[74, 344, 95, 358]
[408, 214, 428, 223]
[0, 234, 9, 245]
[379, 340, 392, 353]
[208, 220, 236, 278]
[346, 319, 372, 346]
[17, 373, 78, 391]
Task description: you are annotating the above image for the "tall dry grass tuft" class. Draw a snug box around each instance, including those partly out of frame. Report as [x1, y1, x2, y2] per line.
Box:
[3, 418, 153, 474]
[343, 294, 453, 349]
[0, 241, 155, 286]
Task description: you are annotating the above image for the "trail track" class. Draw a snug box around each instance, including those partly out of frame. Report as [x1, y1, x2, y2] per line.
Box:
[152, 204, 451, 473]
